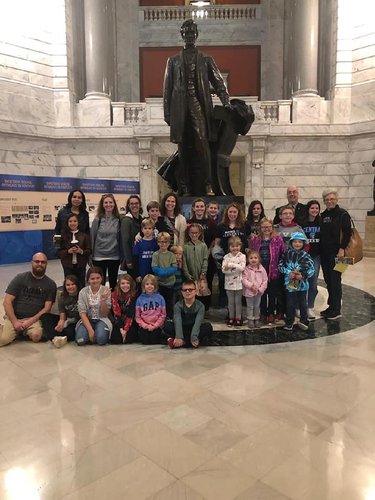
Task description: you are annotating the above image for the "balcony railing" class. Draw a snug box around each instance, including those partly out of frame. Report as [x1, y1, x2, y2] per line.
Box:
[112, 98, 288, 126]
[140, 5, 259, 22]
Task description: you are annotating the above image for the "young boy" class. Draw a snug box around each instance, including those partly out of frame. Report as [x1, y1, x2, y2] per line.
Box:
[132, 218, 159, 283]
[274, 205, 306, 246]
[151, 232, 177, 318]
[207, 201, 221, 224]
[164, 279, 213, 348]
[279, 232, 315, 331]
[146, 200, 161, 239]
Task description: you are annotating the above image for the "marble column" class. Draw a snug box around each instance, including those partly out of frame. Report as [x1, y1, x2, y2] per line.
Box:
[285, 0, 319, 97]
[248, 137, 266, 204]
[137, 138, 159, 204]
[84, 0, 115, 99]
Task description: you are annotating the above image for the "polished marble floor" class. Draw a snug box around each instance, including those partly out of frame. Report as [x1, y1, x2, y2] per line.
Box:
[0, 259, 374, 499]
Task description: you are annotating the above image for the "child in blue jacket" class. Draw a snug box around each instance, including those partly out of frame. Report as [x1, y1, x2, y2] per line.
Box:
[279, 232, 315, 331]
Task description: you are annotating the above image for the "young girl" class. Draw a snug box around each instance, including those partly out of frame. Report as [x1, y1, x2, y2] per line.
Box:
[250, 218, 285, 324]
[58, 213, 92, 289]
[171, 245, 184, 300]
[242, 251, 268, 329]
[75, 267, 112, 345]
[50, 275, 80, 348]
[111, 274, 138, 344]
[135, 274, 166, 344]
[222, 236, 246, 326]
[183, 223, 209, 308]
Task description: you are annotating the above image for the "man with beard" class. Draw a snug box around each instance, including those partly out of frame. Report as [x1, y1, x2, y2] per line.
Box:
[1, 252, 57, 346]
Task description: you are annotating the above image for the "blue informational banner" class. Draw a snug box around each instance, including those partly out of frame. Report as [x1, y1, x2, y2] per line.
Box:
[0, 173, 140, 265]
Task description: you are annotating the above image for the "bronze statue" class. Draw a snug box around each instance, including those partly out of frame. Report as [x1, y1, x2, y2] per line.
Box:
[162, 20, 231, 196]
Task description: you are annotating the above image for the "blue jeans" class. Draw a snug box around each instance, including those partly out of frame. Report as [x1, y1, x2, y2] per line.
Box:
[286, 290, 308, 325]
[308, 255, 320, 308]
[75, 319, 110, 345]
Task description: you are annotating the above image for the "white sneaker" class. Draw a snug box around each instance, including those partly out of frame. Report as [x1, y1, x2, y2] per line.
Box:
[308, 308, 316, 320]
[52, 336, 67, 348]
[295, 309, 300, 318]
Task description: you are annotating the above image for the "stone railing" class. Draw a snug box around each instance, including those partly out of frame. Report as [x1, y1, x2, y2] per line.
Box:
[111, 98, 291, 127]
[140, 5, 259, 22]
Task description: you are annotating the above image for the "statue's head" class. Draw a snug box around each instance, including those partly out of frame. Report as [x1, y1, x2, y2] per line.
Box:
[180, 20, 198, 46]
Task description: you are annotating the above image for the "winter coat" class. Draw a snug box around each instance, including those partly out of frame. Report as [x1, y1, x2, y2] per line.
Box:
[250, 235, 285, 280]
[222, 251, 246, 290]
[183, 240, 208, 281]
[278, 232, 315, 292]
[242, 265, 268, 298]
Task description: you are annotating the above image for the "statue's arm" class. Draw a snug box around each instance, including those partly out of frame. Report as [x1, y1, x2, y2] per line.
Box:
[207, 56, 230, 107]
[163, 57, 174, 125]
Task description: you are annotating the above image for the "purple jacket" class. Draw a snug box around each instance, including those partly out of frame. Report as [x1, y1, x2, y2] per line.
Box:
[250, 235, 285, 280]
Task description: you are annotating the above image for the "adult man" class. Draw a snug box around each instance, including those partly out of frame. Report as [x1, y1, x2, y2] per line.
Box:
[320, 189, 351, 320]
[1, 253, 57, 346]
[274, 185, 305, 224]
[163, 19, 230, 196]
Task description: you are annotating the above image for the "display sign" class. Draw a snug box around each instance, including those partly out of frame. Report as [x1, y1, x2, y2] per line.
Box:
[0, 174, 140, 264]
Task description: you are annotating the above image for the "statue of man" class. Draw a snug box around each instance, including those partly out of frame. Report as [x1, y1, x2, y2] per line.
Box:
[163, 19, 231, 196]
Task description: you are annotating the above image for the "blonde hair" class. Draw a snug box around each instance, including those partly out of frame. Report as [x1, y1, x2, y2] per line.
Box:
[141, 218, 155, 229]
[157, 232, 171, 243]
[170, 245, 183, 255]
[141, 274, 158, 292]
[228, 236, 242, 249]
[259, 217, 276, 238]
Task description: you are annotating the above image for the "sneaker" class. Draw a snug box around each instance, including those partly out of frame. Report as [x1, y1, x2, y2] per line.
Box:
[320, 308, 331, 317]
[295, 309, 300, 318]
[52, 336, 67, 348]
[167, 337, 175, 349]
[235, 318, 242, 327]
[254, 319, 261, 328]
[267, 314, 275, 324]
[297, 321, 309, 331]
[227, 319, 234, 327]
[283, 324, 293, 331]
[247, 319, 254, 329]
[308, 308, 316, 320]
[260, 314, 268, 324]
[327, 312, 342, 320]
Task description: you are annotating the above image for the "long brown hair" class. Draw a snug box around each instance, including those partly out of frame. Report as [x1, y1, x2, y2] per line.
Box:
[115, 274, 136, 299]
[221, 203, 245, 227]
[96, 194, 121, 218]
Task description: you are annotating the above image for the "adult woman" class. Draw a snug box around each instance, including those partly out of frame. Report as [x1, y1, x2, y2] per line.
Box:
[75, 267, 112, 345]
[250, 217, 285, 323]
[245, 200, 266, 239]
[58, 213, 91, 289]
[91, 194, 122, 290]
[120, 195, 143, 278]
[300, 200, 321, 319]
[55, 190, 90, 235]
[157, 192, 186, 246]
[214, 203, 247, 307]
[319, 190, 351, 320]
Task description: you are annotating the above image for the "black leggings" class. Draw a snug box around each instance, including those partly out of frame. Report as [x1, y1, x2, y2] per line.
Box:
[92, 259, 120, 290]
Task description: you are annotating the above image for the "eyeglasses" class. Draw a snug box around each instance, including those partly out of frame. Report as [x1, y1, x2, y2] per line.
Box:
[158, 240, 169, 243]
[182, 288, 195, 293]
[33, 260, 47, 264]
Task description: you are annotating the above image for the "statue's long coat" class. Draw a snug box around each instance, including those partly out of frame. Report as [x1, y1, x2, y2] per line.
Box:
[163, 49, 229, 144]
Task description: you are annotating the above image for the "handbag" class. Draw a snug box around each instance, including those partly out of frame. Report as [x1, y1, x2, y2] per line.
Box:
[341, 213, 363, 264]
[196, 276, 211, 297]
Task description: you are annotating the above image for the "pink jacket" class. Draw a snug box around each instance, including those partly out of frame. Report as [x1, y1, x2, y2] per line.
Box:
[242, 264, 268, 298]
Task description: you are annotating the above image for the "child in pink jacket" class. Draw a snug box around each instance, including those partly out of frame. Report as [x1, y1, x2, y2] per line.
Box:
[242, 251, 268, 329]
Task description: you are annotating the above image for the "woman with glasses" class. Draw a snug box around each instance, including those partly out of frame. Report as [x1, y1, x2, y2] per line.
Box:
[120, 195, 143, 278]
[250, 217, 285, 324]
[91, 194, 122, 290]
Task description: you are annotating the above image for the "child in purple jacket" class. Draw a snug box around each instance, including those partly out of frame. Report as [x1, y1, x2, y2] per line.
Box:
[250, 217, 285, 324]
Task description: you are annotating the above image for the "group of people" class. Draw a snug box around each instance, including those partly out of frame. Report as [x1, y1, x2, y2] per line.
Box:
[0, 185, 352, 349]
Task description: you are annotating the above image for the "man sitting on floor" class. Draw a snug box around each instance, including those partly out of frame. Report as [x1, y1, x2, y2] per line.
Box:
[1, 252, 57, 347]
[164, 278, 213, 348]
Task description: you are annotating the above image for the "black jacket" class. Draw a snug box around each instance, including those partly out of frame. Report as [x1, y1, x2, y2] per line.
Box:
[320, 205, 351, 254]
